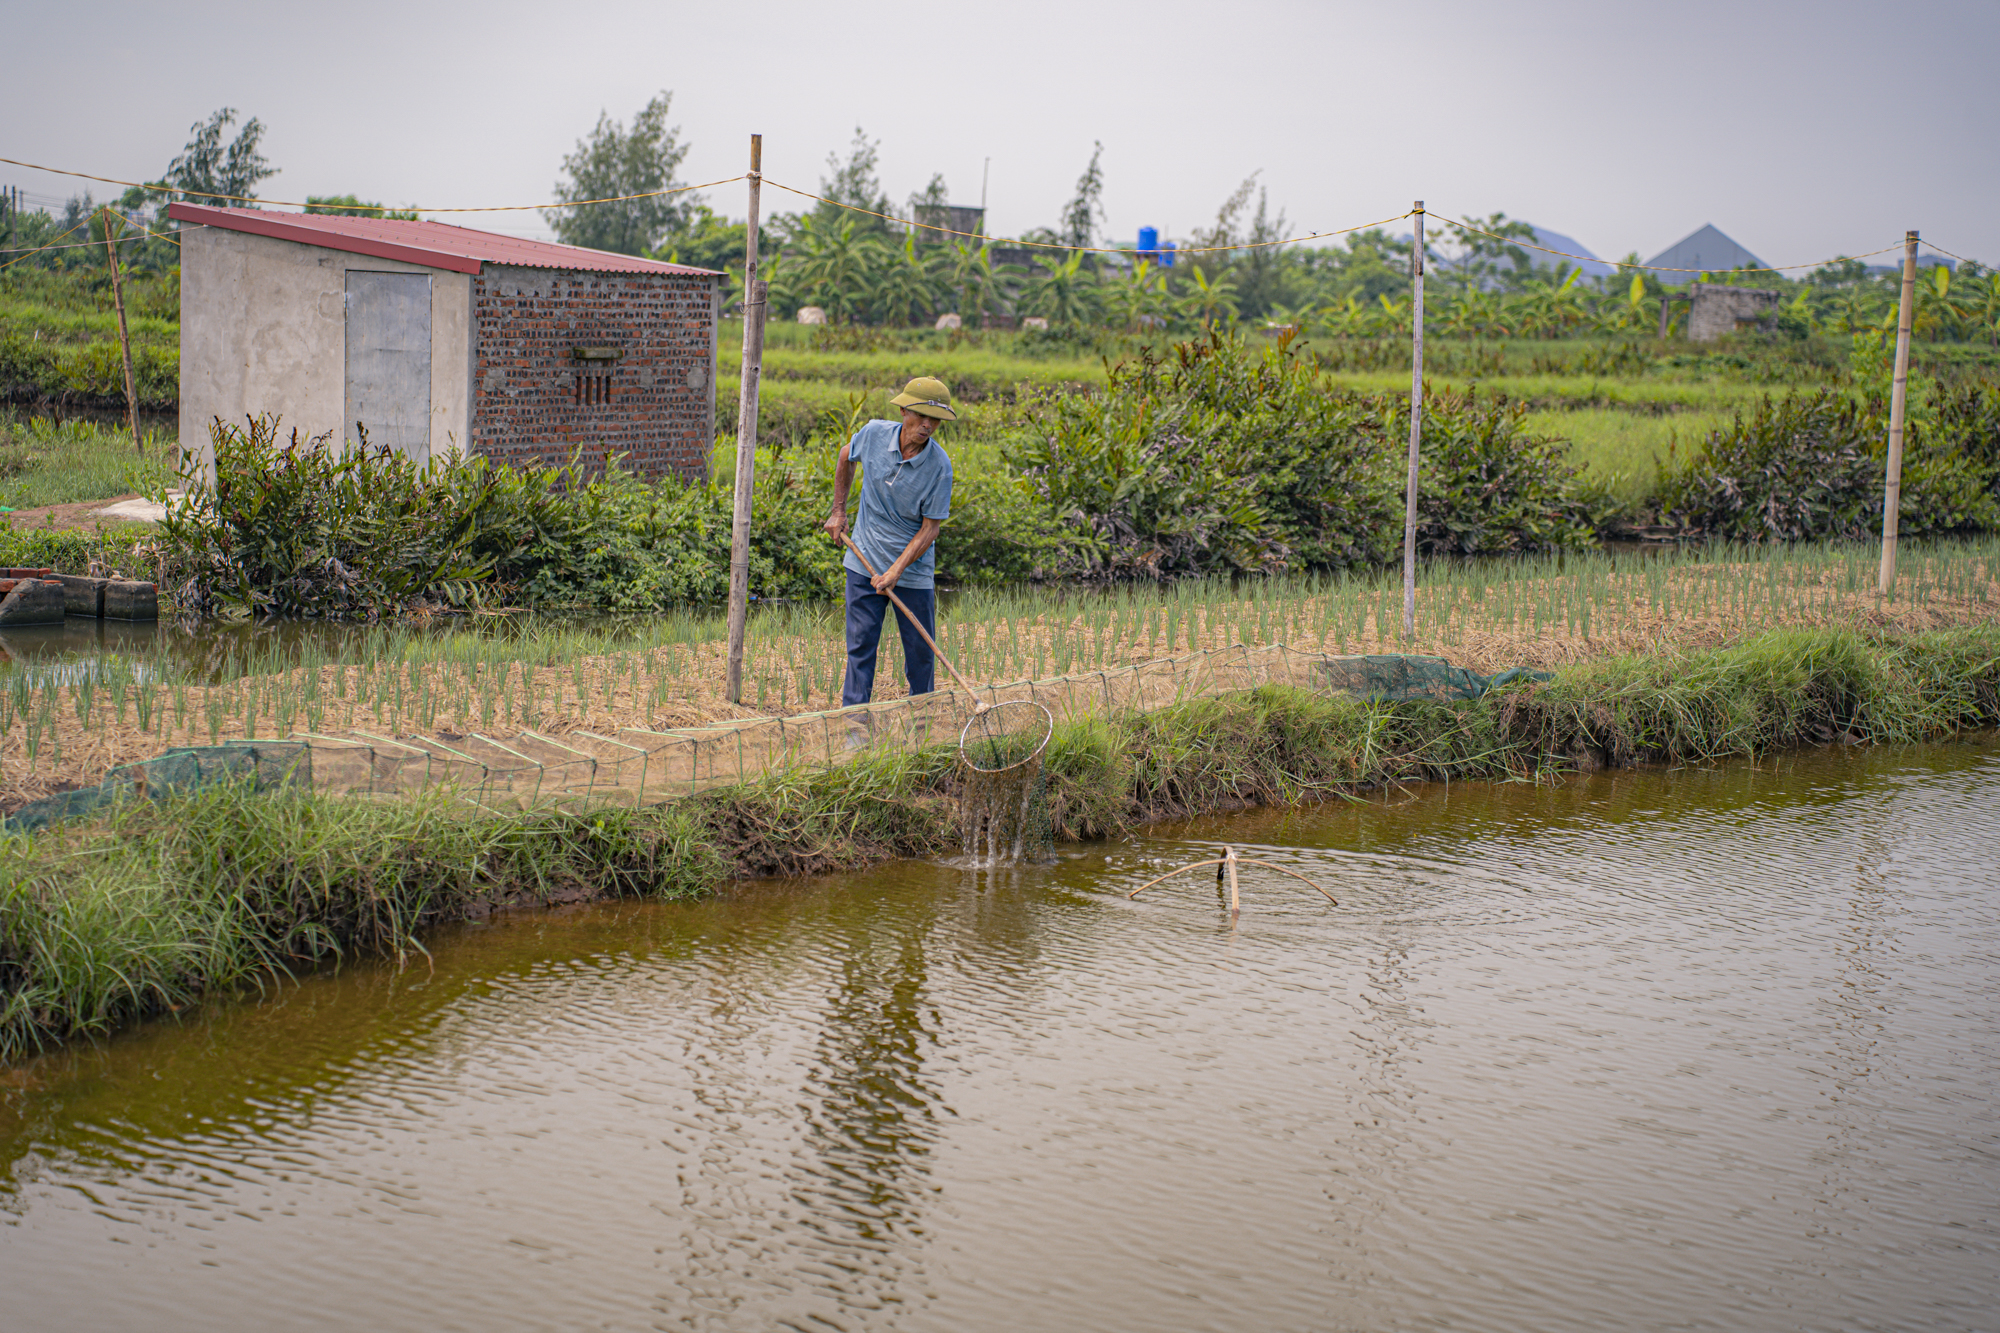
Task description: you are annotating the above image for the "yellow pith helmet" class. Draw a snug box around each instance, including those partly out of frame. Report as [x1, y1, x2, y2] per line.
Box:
[890, 376, 957, 420]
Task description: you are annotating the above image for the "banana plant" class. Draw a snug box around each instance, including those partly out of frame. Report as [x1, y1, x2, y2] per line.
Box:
[1371, 292, 1410, 338]
[1512, 268, 1585, 339]
[1105, 259, 1173, 333]
[1592, 274, 1653, 334]
[1914, 265, 1971, 339]
[1960, 271, 2000, 346]
[1187, 265, 1241, 330]
[1320, 295, 1371, 338]
[784, 214, 890, 324]
[868, 232, 944, 327]
[950, 240, 1021, 325]
[1019, 249, 1102, 327]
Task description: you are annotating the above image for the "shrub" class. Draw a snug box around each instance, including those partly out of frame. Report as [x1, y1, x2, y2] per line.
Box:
[156, 416, 517, 618]
[1014, 333, 1593, 578]
[1661, 386, 2000, 542]
[0, 335, 178, 409]
[151, 416, 847, 619]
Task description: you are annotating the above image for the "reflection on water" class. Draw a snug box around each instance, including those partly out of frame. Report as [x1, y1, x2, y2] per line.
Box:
[2, 737, 1996, 1332]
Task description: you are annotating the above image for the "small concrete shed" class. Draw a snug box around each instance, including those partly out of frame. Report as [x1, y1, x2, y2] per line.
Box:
[167, 202, 723, 480]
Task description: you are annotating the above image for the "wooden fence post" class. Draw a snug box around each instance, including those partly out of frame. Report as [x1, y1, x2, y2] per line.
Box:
[1878, 230, 1918, 597]
[1401, 201, 1425, 640]
[99, 208, 143, 455]
[725, 134, 766, 705]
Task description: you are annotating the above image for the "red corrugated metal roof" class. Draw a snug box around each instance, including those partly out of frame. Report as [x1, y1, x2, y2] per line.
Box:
[165, 202, 721, 276]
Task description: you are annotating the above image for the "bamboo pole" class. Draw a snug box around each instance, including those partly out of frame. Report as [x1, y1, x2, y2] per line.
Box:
[99, 208, 143, 455]
[1401, 201, 1425, 639]
[1878, 230, 1919, 598]
[725, 134, 765, 705]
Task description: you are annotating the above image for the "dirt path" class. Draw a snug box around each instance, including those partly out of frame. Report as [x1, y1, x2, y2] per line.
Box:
[2, 495, 158, 533]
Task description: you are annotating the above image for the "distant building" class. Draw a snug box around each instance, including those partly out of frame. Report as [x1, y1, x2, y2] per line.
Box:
[1687, 285, 1782, 341]
[167, 202, 722, 481]
[912, 204, 984, 244]
[1645, 224, 1766, 279]
[1864, 255, 1953, 277]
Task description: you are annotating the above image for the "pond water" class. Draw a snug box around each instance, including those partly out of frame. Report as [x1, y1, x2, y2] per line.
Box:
[2, 738, 1996, 1332]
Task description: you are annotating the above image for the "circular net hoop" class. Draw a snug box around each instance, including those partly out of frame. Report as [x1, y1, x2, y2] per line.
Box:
[959, 701, 1053, 774]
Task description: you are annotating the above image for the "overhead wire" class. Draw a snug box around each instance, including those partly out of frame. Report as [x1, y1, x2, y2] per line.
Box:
[0, 155, 746, 215]
[0, 214, 99, 271]
[2, 150, 1979, 278]
[1, 224, 181, 259]
[1919, 239, 1990, 271]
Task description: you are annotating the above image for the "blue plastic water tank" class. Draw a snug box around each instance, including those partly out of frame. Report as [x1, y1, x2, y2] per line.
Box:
[1137, 226, 1158, 260]
[1160, 240, 1177, 268]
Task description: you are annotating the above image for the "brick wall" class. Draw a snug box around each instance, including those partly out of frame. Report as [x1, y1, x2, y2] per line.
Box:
[470, 264, 719, 479]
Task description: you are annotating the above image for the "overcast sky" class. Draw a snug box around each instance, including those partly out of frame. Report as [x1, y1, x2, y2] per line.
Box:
[6, 0, 1996, 269]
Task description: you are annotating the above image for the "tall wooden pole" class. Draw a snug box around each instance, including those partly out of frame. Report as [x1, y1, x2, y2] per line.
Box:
[99, 208, 143, 455]
[725, 135, 766, 705]
[1878, 230, 1918, 598]
[1400, 202, 1425, 640]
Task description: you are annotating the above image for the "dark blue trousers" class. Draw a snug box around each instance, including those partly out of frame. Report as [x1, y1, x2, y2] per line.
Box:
[843, 570, 935, 706]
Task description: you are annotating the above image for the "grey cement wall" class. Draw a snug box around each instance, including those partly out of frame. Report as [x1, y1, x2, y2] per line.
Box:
[178, 226, 472, 477]
[1687, 285, 1782, 342]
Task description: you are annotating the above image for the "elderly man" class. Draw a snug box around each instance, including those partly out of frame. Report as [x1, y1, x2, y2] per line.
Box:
[823, 376, 956, 706]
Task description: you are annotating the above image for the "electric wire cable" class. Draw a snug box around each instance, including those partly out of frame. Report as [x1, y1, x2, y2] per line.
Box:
[0, 155, 746, 214]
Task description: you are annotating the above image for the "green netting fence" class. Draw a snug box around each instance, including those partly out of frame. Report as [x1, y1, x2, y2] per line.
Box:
[2, 644, 1547, 834]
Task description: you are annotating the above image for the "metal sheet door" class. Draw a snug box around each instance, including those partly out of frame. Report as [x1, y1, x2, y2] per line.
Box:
[344, 271, 432, 460]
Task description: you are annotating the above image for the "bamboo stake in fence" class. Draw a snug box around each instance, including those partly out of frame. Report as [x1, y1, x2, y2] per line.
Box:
[1401, 201, 1425, 639]
[1878, 230, 1919, 597]
[98, 208, 142, 455]
[725, 134, 766, 705]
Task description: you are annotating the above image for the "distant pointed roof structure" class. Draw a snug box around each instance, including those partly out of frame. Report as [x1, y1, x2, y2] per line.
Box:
[1435, 221, 1613, 287]
[1522, 225, 1614, 279]
[1645, 224, 1766, 276]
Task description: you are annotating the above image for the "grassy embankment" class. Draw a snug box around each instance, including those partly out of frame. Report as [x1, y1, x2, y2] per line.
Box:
[3, 618, 1998, 1060]
[2, 535, 1995, 808]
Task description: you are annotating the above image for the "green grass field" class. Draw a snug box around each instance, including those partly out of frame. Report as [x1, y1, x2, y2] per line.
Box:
[0, 410, 176, 509]
[1522, 407, 1734, 509]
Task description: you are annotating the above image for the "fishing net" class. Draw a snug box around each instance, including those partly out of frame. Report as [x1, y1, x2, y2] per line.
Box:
[2, 646, 1552, 835]
[957, 701, 1054, 866]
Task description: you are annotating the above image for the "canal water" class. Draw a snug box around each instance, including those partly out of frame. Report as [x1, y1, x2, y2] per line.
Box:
[2, 738, 1996, 1332]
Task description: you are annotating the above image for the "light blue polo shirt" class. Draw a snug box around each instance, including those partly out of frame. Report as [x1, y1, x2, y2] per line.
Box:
[843, 419, 954, 590]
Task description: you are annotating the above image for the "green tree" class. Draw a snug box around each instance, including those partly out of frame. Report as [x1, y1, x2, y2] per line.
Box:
[545, 91, 689, 255]
[306, 195, 418, 220]
[907, 172, 952, 238]
[1058, 142, 1106, 251]
[157, 108, 276, 207]
[815, 127, 892, 234]
[1440, 212, 1534, 291]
